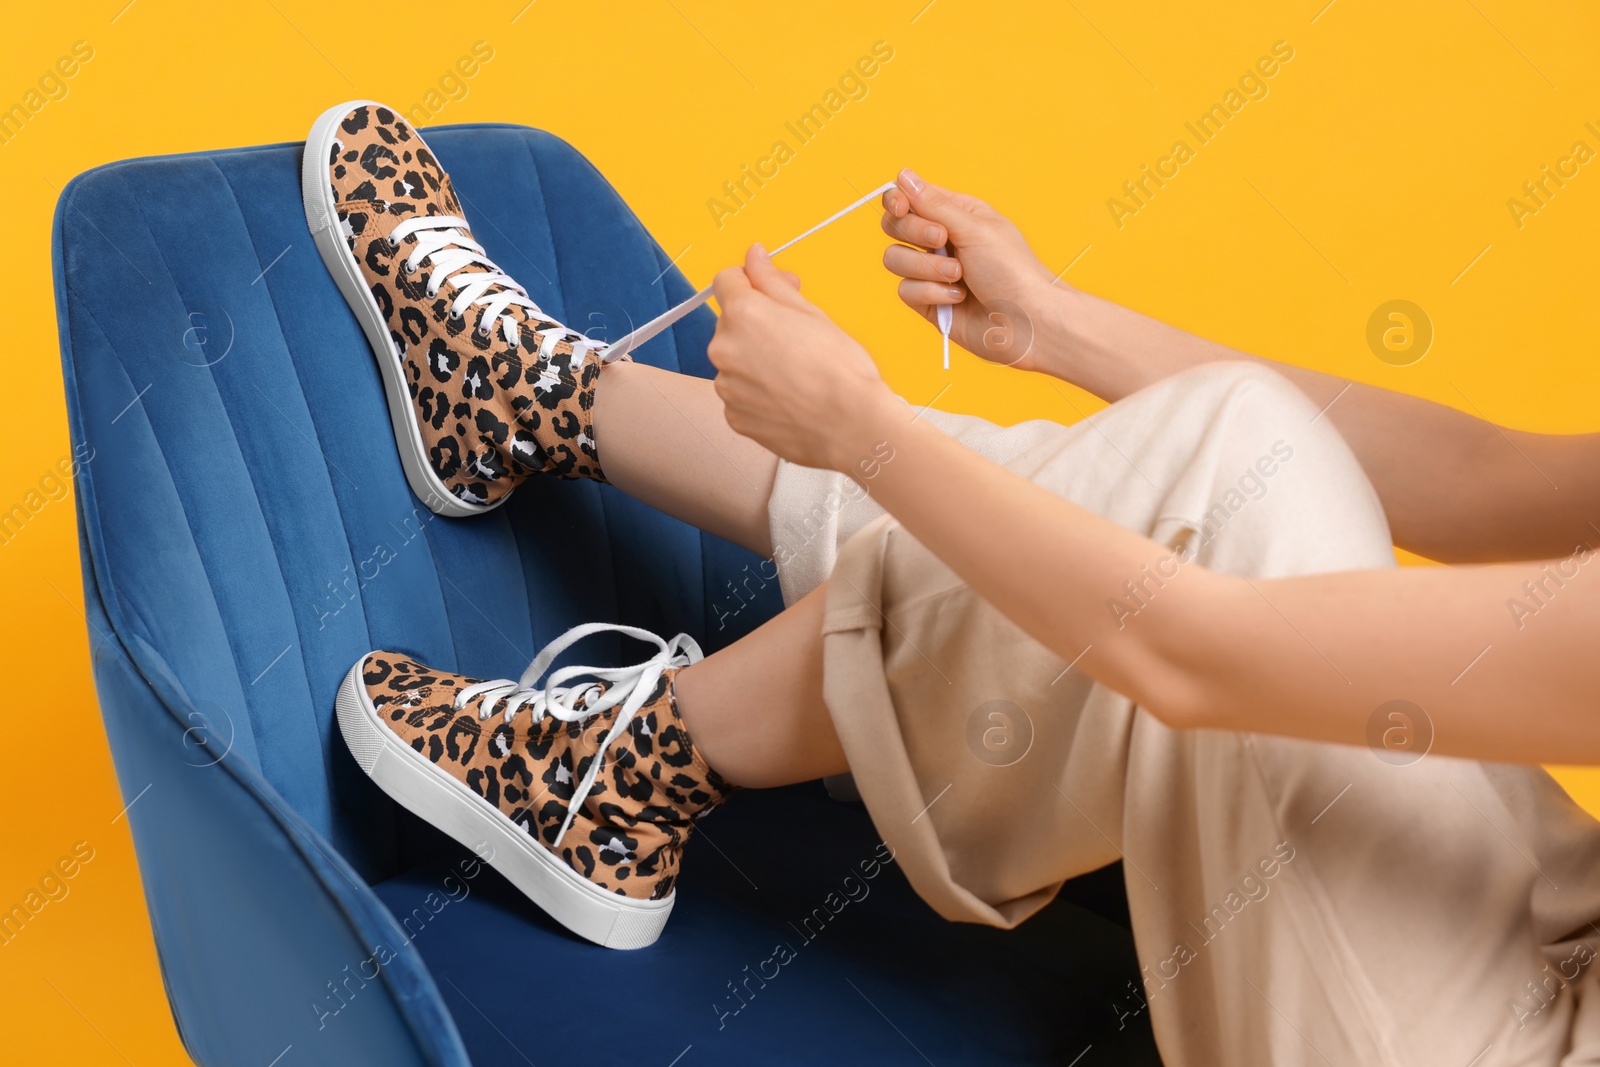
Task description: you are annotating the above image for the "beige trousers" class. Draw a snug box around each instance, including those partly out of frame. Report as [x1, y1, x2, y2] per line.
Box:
[765, 362, 1600, 1066]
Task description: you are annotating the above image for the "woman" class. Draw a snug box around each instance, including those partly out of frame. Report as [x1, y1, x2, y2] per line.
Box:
[310, 102, 1600, 1065]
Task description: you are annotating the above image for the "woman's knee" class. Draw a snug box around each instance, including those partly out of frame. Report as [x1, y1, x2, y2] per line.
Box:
[1178, 366, 1393, 570]
[1165, 361, 1317, 421]
[1095, 361, 1312, 445]
[1092, 362, 1335, 481]
[1091, 362, 1391, 567]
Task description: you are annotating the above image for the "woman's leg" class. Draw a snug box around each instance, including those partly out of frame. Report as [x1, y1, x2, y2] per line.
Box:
[595, 360, 778, 556]
[672, 584, 846, 788]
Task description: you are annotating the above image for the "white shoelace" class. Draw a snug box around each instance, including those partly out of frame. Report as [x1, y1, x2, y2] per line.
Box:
[451, 623, 704, 845]
[603, 180, 953, 367]
[389, 214, 609, 357]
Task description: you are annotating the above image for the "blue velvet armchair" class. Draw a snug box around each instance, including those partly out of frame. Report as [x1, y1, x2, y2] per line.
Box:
[53, 122, 1158, 1066]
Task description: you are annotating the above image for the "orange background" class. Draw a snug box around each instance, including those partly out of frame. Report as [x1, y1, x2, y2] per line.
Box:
[5, 1, 1599, 1062]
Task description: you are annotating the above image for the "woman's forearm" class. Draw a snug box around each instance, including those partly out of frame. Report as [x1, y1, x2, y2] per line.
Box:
[1029, 285, 1253, 402]
[1028, 285, 1600, 563]
[845, 389, 1600, 764]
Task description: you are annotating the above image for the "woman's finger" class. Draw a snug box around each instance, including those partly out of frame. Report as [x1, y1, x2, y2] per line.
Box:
[897, 278, 966, 307]
[879, 208, 946, 251]
[881, 186, 910, 219]
[883, 243, 961, 283]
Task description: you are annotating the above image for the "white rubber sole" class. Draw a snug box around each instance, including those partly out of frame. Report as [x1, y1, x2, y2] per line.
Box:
[301, 100, 499, 520]
[335, 657, 674, 950]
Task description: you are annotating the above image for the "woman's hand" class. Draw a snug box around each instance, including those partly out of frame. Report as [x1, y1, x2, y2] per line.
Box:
[708, 244, 897, 473]
[881, 169, 1058, 372]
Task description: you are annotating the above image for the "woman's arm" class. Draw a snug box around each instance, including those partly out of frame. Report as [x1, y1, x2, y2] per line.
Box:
[708, 245, 1600, 766]
[881, 173, 1600, 564]
[861, 403, 1600, 765]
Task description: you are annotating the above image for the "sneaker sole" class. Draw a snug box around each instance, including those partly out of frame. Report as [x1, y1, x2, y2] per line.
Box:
[301, 100, 501, 520]
[335, 657, 674, 950]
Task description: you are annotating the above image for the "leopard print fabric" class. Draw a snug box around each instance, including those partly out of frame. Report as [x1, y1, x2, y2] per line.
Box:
[324, 104, 607, 506]
[359, 651, 734, 901]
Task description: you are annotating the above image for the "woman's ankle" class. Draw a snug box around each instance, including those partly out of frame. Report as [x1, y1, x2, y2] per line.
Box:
[672, 651, 849, 790]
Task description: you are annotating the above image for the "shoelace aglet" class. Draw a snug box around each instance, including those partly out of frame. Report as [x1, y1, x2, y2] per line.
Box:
[933, 248, 954, 371]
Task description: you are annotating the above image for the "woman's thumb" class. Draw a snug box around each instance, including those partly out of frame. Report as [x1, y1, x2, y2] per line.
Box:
[744, 244, 811, 309]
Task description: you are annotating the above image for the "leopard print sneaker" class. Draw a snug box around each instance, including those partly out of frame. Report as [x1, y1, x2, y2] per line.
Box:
[302, 99, 610, 517]
[335, 624, 735, 949]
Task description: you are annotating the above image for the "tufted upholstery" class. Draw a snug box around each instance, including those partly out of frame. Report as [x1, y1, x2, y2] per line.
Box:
[56, 124, 1157, 1065]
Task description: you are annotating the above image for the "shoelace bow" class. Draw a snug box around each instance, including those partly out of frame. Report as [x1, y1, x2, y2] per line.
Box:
[389, 214, 609, 358]
[451, 623, 703, 845]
